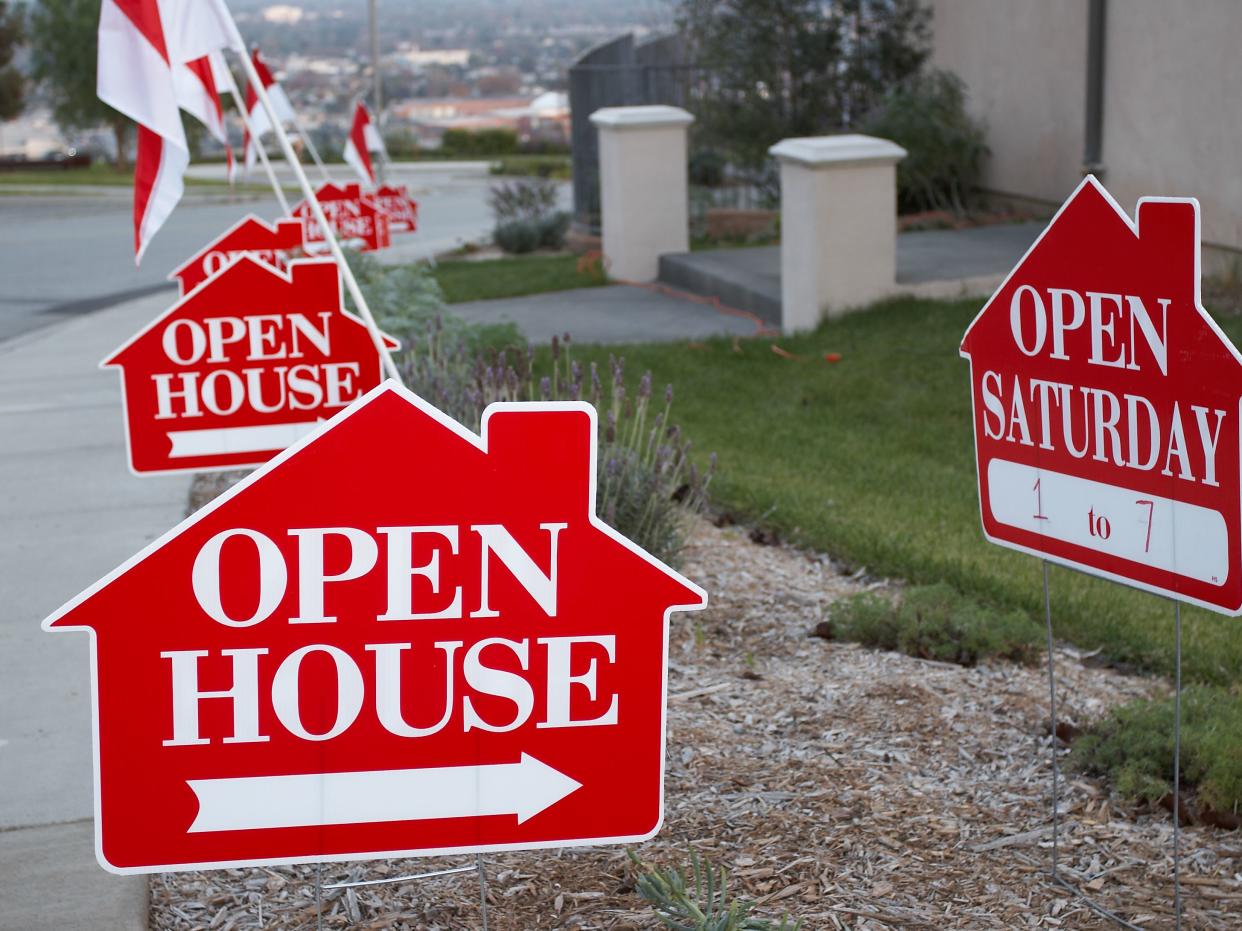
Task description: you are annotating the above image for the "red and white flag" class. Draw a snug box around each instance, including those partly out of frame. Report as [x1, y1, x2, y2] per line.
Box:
[242, 47, 296, 173]
[97, 0, 242, 262]
[175, 51, 234, 181]
[343, 101, 381, 185]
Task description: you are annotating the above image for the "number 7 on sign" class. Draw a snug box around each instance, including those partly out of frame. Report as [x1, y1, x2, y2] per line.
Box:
[1136, 499, 1154, 553]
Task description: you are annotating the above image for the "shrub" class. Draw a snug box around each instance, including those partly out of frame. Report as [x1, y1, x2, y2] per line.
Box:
[536, 210, 570, 249]
[440, 127, 518, 157]
[493, 218, 541, 254]
[688, 149, 727, 188]
[398, 329, 712, 566]
[826, 583, 1040, 667]
[488, 177, 560, 224]
[863, 69, 989, 216]
[489, 155, 571, 179]
[489, 178, 566, 254]
[342, 250, 448, 342]
[1070, 686, 1242, 820]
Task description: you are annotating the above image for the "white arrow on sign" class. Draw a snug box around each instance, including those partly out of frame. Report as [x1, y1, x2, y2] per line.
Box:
[186, 754, 583, 833]
[167, 421, 323, 458]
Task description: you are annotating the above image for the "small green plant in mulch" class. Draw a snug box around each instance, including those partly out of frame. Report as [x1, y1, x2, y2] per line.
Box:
[822, 583, 1041, 667]
[628, 850, 801, 931]
[1069, 686, 1242, 826]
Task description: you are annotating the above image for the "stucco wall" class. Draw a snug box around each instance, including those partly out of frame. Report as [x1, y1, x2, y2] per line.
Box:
[931, 0, 1242, 261]
[929, 0, 1086, 205]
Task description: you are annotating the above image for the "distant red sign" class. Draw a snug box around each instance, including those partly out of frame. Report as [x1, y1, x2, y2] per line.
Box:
[103, 257, 397, 474]
[370, 184, 418, 233]
[169, 214, 306, 296]
[43, 384, 707, 873]
[293, 183, 391, 252]
[961, 176, 1242, 614]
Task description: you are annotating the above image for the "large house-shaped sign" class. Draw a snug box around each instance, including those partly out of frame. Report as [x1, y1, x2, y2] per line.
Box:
[103, 257, 397, 475]
[169, 214, 307, 296]
[43, 383, 707, 873]
[293, 183, 391, 253]
[961, 176, 1242, 614]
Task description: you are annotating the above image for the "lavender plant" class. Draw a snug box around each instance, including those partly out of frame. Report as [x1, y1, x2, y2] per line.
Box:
[398, 322, 714, 565]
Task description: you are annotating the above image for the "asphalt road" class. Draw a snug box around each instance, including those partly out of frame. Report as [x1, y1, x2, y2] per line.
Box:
[0, 162, 514, 343]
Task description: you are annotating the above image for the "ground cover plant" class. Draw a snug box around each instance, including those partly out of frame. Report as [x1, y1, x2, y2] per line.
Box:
[432, 253, 607, 304]
[1070, 685, 1242, 823]
[567, 296, 1242, 689]
[823, 583, 1041, 668]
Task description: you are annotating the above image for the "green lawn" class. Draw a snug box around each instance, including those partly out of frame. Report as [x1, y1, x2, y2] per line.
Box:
[0, 163, 275, 192]
[570, 296, 1242, 686]
[434, 254, 606, 304]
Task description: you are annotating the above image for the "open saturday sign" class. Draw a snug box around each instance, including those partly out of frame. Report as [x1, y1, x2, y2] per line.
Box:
[102, 257, 397, 474]
[43, 384, 706, 872]
[961, 177, 1242, 613]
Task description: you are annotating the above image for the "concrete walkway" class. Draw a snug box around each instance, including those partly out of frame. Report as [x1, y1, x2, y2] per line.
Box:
[657, 221, 1045, 326]
[447, 283, 762, 344]
[0, 292, 190, 929]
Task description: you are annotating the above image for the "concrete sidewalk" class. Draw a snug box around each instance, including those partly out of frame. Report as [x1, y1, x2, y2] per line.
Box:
[0, 292, 190, 929]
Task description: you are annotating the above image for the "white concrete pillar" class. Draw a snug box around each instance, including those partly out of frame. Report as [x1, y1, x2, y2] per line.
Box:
[769, 134, 907, 332]
[589, 105, 694, 282]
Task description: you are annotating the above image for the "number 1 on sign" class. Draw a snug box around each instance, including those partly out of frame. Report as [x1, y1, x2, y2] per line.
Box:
[1033, 477, 1049, 521]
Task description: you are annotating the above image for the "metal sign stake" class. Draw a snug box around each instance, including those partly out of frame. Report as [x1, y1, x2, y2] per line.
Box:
[1172, 600, 1183, 931]
[477, 854, 490, 930]
[1041, 561, 1180, 930]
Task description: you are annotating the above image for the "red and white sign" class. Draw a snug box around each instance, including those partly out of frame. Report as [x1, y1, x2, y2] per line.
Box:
[293, 183, 391, 252]
[103, 256, 397, 475]
[169, 214, 307, 296]
[370, 184, 419, 233]
[961, 176, 1242, 614]
[43, 383, 707, 873]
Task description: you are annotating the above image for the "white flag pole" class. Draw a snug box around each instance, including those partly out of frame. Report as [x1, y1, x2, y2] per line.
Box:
[227, 44, 401, 384]
[215, 63, 290, 214]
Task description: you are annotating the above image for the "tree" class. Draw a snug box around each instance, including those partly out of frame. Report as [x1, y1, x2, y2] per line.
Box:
[0, 1, 23, 120]
[678, 0, 931, 170]
[28, 0, 132, 168]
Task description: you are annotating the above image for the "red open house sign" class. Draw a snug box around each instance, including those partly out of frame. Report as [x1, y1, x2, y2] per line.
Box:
[170, 214, 307, 296]
[370, 185, 419, 233]
[103, 256, 397, 475]
[43, 384, 707, 872]
[294, 183, 391, 253]
[961, 176, 1242, 614]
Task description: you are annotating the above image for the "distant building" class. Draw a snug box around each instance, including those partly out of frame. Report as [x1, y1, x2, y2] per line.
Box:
[398, 46, 471, 68]
[262, 4, 304, 25]
[391, 93, 569, 148]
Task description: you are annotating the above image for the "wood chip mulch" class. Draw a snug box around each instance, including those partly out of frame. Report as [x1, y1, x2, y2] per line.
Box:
[152, 507, 1241, 930]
